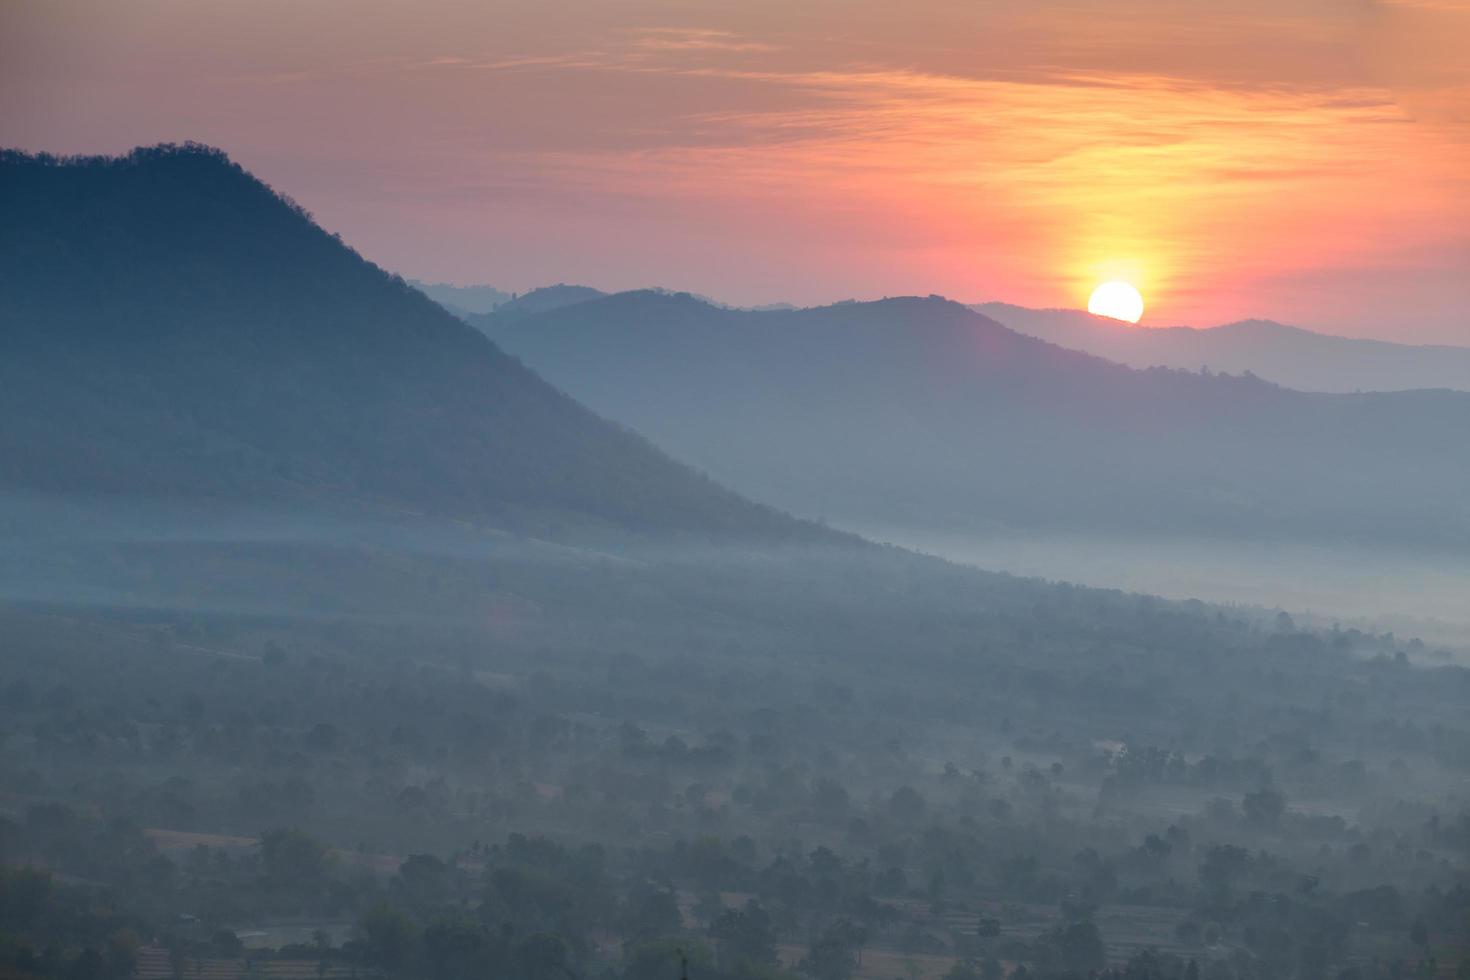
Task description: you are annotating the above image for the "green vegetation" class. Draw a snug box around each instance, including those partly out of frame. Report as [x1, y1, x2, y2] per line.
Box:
[0, 145, 816, 541]
[2, 144, 1465, 980]
[1, 534, 1466, 980]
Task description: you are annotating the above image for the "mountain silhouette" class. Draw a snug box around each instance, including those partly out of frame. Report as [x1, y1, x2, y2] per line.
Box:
[0, 145, 819, 540]
[487, 290, 1470, 547]
[977, 302, 1470, 394]
[408, 280, 512, 317]
[461, 284, 608, 326]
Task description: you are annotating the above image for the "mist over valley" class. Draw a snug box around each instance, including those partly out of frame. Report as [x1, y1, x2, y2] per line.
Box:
[2, 88, 1467, 980]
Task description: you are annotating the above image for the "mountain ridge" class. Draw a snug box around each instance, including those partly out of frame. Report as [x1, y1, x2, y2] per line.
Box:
[486, 289, 1470, 548]
[0, 144, 829, 543]
[975, 301, 1470, 393]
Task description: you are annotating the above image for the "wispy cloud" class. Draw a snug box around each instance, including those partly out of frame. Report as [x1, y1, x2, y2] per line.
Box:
[3, 0, 1465, 336]
[501, 46, 1467, 313]
[626, 27, 780, 54]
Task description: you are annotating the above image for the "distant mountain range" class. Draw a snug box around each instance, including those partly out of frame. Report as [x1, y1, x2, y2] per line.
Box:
[428, 286, 1470, 395]
[407, 281, 512, 316]
[0, 146, 820, 542]
[422, 281, 798, 328]
[478, 284, 608, 323]
[976, 303, 1470, 394]
[12, 147, 1466, 550]
[483, 290, 1470, 548]
[408, 281, 606, 321]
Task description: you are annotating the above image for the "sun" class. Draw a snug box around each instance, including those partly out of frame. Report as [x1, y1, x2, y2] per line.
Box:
[1087, 281, 1145, 323]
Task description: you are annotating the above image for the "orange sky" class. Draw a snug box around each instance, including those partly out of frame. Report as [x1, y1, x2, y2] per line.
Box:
[2, 0, 1467, 340]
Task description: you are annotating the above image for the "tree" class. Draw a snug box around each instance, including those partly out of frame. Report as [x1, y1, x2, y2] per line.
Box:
[693, 891, 725, 928]
[624, 941, 714, 980]
[809, 846, 843, 879]
[211, 930, 244, 958]
[813, 778, 850, 820]
[1199, 845, 1251, 902]
[393, 854, 453, 913]
[105, 930, 141, 980]
[874, 867, 907, 896]
[421, 915, 486, 980]
[1243, 787, 1286, 828]
[944, 959, 983, 980]
[928, 869, 948, 913]
[711, 900, 779, 975]
[1033, 919, 1105, 976]
[621, 882, 683, 949]
[0, 866, 51, 926]
[313, 930, 332, 980]
[260, 827, 330, 889]
[889, 786, 927, 822]
[511, 933, 572, 980]
[357, 902, 419, 973]
[71, 948, 106, 980]
[801, 919, 867, 980]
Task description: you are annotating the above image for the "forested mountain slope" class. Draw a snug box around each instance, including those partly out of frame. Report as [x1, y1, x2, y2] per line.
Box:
[490, 291, 1470, 547]
[0, 145, 819, 541]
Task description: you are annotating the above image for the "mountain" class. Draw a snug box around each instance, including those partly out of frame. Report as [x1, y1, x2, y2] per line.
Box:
[411, 281, 603, 324]
[487, 290, 1470, 548]
[446, 285, 807, 330]
[976, 302, 1470, 394]
[462, 284, 608, 328]
[409, 280, 512, 316]
[0, 145, 821, 541]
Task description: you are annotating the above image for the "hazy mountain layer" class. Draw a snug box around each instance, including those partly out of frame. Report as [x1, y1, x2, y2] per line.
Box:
[0, 146, 819, 541]
[458, 284, 609, 327]
[489, 291, 1470, 548]
[977, 302, 1470, 394]
[408, 280, 512, 316]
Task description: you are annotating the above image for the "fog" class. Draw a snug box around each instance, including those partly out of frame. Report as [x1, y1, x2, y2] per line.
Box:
[6, 495, 1469, 980]
[856, 527, 1470, 660]
[3, 145, 1467, 980]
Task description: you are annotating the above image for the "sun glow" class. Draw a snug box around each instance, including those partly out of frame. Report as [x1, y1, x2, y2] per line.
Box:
[1087, 281, 1145, 323]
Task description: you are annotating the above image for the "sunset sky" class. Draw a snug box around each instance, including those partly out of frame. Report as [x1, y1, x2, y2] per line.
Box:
[3, 0, 1467, 340]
